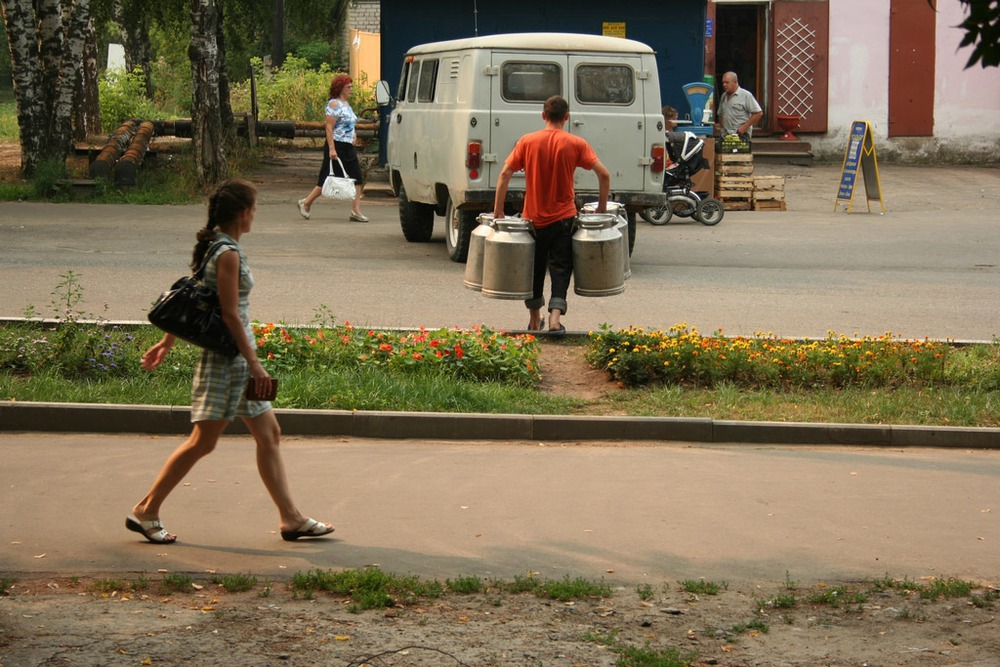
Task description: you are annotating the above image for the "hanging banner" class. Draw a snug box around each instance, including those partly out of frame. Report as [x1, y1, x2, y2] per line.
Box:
[834, 120, 885, 213]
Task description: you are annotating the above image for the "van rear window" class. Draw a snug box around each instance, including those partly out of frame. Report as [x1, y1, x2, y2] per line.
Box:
[576, 65, 635, 105]
[501, 63, 561, 102]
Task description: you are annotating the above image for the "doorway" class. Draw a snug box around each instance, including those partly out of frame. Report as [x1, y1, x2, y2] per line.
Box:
[714, 2, 767, 130]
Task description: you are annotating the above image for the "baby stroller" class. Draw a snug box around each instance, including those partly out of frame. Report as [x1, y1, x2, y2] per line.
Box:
[640, 131, 724, 226]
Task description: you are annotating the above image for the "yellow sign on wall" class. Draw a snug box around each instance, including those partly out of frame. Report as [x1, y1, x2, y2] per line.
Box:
[603, 22, 626, 38]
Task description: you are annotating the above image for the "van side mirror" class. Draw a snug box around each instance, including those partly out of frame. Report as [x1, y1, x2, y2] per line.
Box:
[375, 80, 392, 106]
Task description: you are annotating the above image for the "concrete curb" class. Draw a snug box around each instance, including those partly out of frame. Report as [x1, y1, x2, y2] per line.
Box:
[1, 401, 997, 448]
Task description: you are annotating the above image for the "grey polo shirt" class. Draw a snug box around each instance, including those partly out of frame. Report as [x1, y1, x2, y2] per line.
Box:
[718, 87, 763, 137]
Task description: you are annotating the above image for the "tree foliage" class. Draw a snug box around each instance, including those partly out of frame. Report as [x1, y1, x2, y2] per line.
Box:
[957, 0, 1000, 68]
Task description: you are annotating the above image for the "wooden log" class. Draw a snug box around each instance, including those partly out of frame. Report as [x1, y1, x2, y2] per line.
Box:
[116, 120, 155, 186]
[89, 120, 137, 180]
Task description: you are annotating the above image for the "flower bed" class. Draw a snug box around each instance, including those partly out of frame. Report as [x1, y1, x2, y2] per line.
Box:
[585, 324, 988, 389]
[253, 322, 540, 386]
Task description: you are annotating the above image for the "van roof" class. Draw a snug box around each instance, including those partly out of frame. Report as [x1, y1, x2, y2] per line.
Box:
[404, 32, 655, 56]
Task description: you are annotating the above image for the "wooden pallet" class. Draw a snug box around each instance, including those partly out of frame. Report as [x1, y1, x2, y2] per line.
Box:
[723, 199, 752, 211]
[753, 200, 787, 211]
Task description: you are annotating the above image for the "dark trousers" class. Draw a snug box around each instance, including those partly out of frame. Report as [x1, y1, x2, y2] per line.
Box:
[525, 218, 574, 315]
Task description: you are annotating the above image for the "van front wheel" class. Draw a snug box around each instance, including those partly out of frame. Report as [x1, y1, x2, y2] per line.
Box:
[399, 184, 435, 242]
[445, 198, 477, 263]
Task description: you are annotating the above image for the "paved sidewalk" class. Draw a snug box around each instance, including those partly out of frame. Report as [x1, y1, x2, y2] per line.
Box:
[2, 432, 998, 586]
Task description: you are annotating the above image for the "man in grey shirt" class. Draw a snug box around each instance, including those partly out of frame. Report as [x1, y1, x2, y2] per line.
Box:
[717, 72, 763, 143]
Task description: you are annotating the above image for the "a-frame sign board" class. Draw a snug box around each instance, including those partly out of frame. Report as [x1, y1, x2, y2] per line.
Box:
[834, 120, 886, 213]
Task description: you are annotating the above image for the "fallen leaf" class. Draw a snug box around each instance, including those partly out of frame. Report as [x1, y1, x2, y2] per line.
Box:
[334, 635, 350, 641]
[606, 569, 615, 574]
[141, 659, 152, 666]
[201, 606, 215, 611]
[457, 616, 470, 622]
[34, 553, 45, 559]
[460, 505, 470, 510]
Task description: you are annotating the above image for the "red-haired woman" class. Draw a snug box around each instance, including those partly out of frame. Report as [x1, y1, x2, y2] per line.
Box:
[298, 74, 368, 222]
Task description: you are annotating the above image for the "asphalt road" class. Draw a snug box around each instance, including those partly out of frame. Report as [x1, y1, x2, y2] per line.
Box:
[1, 160, 998, 340]
[1, 157, 998, 586]
[2, 433, 998, 585]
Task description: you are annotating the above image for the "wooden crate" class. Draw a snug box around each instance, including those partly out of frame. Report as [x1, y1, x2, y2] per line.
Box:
[753, 200, 787, 211]
[723, 199, 752, 211]
[716, 176, 754, 200]
[716, 162, 754, 177]
[752, 175, 786, 203]
[716, 153, 754, 165]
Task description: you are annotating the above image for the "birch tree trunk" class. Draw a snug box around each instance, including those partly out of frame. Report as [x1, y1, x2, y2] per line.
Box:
[189, 0, 228, 187]
[0, 0, 90, 176]
[112, 0, 153, 97]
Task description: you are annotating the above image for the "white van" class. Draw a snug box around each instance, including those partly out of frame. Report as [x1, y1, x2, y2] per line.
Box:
[380, 32, 668, 262]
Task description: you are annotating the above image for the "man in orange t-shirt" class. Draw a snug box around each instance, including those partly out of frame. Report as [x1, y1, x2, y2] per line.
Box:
[493, 95, 611, 333]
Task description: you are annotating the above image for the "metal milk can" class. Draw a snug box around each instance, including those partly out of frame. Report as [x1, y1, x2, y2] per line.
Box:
[463, 213, 496, 291]
[582, 201, 630, 280]
[572, 213, 625, 297]
[481, 218, 535, 299]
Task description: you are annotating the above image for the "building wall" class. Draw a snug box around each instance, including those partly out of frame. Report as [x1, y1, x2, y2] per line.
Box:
[818, 0, 1000, 161]
[344, 0, 382, 50]
[377, 0, 708, 118]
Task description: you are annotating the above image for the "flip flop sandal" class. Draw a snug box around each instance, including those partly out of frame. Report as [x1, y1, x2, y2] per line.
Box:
[281, 518, 335, 542]
[549, 324, 567, 335]
[125, 514, 176, 544]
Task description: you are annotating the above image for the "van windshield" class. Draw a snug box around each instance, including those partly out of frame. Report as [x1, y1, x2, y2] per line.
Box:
[501, 62, 561, 102]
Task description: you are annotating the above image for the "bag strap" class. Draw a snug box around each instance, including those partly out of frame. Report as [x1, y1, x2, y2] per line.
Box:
[329, 157, 351, 180]
[193, 240, 236, 280]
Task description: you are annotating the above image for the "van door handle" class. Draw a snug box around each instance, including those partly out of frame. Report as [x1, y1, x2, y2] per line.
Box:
[572, 120, 584, 126]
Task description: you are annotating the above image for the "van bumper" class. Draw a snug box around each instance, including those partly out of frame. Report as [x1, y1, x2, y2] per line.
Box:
[465, 190, 667, 210]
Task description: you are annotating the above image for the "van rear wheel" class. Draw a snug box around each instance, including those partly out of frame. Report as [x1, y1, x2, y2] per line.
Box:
[445, 198, 477, 263]
[399, 184, 435, 242]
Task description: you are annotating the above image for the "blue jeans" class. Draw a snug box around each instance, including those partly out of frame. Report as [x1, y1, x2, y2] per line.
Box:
[525, 218, 574, 315]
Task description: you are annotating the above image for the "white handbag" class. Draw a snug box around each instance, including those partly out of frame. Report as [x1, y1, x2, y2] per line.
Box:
[321, 158, 356, 200]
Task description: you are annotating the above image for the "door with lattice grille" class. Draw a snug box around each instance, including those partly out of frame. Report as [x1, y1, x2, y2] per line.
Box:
[771, 0, 829, 133]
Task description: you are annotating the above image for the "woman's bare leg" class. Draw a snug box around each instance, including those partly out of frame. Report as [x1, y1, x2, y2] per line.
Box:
[242, 410, 314, 532]
[131, 420, 229, 525]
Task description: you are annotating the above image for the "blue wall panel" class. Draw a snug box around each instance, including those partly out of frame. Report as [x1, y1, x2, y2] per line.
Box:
[379, 0, 707, 116]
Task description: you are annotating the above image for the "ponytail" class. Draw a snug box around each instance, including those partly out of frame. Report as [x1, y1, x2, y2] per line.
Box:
[191, 179, 257, 270]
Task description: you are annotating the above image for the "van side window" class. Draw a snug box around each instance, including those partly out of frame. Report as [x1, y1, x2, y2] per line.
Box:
[501, 62, 561, 102]
[406, 61, 420, 103]
[397, 60, 411, 101]
[417, 59, 439, 102]
[576, 64, 635, 105]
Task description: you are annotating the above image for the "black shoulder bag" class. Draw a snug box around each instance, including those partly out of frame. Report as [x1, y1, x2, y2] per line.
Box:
[147, 241, 240, 357]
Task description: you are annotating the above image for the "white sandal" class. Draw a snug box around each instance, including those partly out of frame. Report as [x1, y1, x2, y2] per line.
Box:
[125, 514, 176, 544]
[297, 199, 311, 220]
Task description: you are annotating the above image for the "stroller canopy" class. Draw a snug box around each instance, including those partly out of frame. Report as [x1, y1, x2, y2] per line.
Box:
[665, 131, 705, 164]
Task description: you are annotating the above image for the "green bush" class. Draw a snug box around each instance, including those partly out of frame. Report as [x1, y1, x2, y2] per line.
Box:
[99, 68, 162, 128]
[230, 56, 376, 122]
[293, 40, 341, 70]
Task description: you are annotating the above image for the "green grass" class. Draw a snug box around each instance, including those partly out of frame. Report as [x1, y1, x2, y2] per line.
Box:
[212, 572, 258, 592]
[160, 573, 194, 593]
[680, 579, 725, 595]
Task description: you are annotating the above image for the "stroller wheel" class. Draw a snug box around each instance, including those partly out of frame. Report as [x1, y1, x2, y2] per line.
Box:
[695, 197, 725, 226]
[640, 206, 672, 225]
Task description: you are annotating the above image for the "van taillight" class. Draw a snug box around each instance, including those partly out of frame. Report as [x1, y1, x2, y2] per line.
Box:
[651, 145, 665, 172]
[466, 142, 482, 178]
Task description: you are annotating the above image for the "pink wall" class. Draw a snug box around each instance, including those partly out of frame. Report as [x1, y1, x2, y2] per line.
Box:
[820, 0, 999, 160]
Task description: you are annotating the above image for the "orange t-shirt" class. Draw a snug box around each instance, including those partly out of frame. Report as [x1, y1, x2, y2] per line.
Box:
[505, 128, 599, 227]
